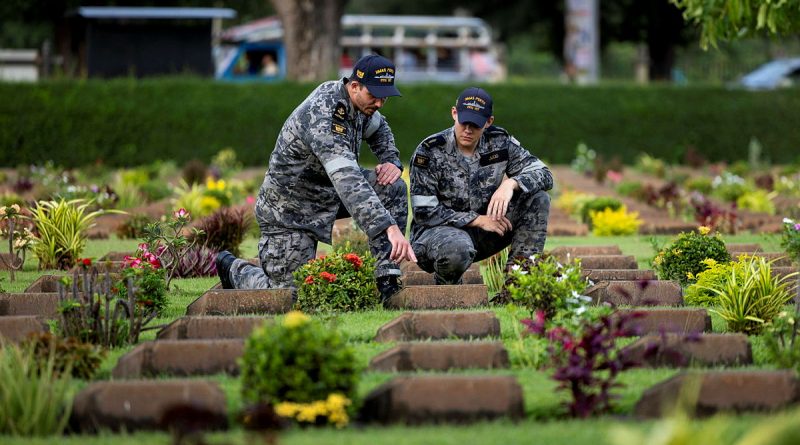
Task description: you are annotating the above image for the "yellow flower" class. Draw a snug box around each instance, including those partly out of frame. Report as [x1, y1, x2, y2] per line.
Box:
[274, 402, 300, 418]
[206, 177, 227, 191]
[686, 272, 694, 280]
[283, 310, 310, 328]
[10, 204, 20, 213]
[199, 196, 221, 215]
[701, 258, 717, 268]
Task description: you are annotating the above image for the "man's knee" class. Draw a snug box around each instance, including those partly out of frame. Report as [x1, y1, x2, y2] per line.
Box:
[434, 245, 476, 276]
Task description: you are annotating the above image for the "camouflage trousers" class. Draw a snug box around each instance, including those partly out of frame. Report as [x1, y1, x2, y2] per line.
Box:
[412, 189, 550, 284]
[228, 169, 407, 290]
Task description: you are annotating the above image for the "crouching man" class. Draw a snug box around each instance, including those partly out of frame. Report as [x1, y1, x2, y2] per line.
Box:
[409, 87, 553, 284]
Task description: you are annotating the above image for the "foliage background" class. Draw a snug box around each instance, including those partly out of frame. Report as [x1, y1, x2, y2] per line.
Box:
[3, 80, 800, 167]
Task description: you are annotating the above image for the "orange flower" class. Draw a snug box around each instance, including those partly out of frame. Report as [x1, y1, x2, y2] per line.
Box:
[320, 272, 337, 283]
[304, 275, 314, 285]
[343, 253, 363, 270]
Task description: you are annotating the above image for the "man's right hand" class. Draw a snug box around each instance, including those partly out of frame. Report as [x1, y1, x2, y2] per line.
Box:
[386, 224, 417, 263]
[467, 215, 513, 236]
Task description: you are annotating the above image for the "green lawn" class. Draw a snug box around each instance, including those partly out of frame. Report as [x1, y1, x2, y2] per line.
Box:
[0, 231, 795, 444]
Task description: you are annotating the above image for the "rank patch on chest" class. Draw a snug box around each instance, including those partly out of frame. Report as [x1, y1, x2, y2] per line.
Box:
[331, 122, 347, 136]
[333, 103, 347, 122]
[413, 154, 430, 168]
[480, 149, 509, 166]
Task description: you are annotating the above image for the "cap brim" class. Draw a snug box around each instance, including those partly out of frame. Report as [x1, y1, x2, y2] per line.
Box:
[457, 110, 488, 127]
[366, 84, 401, 98]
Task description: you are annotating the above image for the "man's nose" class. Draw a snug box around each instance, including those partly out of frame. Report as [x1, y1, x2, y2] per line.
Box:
[374, 97, 386, 108]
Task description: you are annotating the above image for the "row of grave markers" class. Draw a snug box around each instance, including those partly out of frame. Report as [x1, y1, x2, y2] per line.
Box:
[1, 244, 798, 431]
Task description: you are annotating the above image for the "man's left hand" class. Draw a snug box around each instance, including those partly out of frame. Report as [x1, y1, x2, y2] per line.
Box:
[375, 163, 402, 186]
[487, 178, 518, 220]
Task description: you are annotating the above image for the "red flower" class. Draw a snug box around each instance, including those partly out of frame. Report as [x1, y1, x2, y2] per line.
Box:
[304, 275, 314, 285]
[149, 258, 161, 268]
[319, 272, 337, 283]
[343, 253, 363, 270]
[78, 258, 92, 267]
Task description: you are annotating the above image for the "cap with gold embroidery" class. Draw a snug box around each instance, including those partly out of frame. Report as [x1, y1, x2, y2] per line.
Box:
[456, 87, 493, 127]
[350, 54, 401, 98]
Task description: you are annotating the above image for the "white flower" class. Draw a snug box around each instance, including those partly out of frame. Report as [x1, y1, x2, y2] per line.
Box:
[528, 254, 537, 261]
[519, 270, 528, 275]
[511, 264, 521, 272]
[575, 306, 587, 315]
[579, 294, 593, 303]
[784, 218, 795, 225]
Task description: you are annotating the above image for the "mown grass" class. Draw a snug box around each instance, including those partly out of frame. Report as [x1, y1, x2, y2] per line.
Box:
[0, 231, 793, 444]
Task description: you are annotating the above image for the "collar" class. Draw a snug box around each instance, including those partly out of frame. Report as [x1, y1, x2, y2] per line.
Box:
[337, 79, 359, 120]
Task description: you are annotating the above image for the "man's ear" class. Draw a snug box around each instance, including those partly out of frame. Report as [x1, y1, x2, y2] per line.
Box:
[484, 116, 495, 128]
[451, 106, 459, 122]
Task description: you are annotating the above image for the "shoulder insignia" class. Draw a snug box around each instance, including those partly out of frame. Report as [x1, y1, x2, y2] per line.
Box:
[485, 125, 508, 137]
[331, 122, 347, 136]
[421, 135, 446, 149]
[413, 154, 431, 169]
[333, 102, 347, 122]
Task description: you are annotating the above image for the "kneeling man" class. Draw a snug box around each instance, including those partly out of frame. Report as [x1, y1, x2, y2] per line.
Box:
[409, 87, 553, 284]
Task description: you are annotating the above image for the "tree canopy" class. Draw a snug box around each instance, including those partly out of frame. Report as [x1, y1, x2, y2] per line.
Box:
[671, 0, 800, 49]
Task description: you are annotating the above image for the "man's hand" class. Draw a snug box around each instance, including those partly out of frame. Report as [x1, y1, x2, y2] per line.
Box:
[467, 215, 513, 236]
[375, 163, 402, 186]
[487, 178, 518, 220]
[386, 224, 417, 263]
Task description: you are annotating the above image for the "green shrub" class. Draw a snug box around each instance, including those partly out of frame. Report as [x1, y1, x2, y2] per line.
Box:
[0, 340, 75, 436]
[706, 256, 797, 334]
[117, 255, 169, 315]
[115, 214, 152, 239]
[24, 332, 104, 380]
[684, 176, 713, 194]
[293, 246, 378, 314]
[615, 180, 645, 198]
[480, 246, 509, 299]
[30, 198, 114, 270]
[653, 227, 731, 287]
[240, 311, 359, 405]
[493, 253, 590, 321]
[763, 310, 800, 373]
[579, 196, 622, 226]
[684, 258, 742, 307]
[192, 206, 253, 256]
[736, 189, 776, 215]
[711, 172, 752, 202]
[781, 217, 800, 263]
[635, 153, 666, 178]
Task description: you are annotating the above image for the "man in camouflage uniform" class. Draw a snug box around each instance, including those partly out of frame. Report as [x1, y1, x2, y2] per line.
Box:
[217, 54, 416, 300]
[409, 87, 552, 284]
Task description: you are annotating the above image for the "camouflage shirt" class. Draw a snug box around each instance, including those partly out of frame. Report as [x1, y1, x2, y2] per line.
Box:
[255, 80, 402, 244]
[409, 126, 553, 240]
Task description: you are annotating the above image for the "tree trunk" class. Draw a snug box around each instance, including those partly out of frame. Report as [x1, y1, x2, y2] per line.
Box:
[270, 0, 347, 81]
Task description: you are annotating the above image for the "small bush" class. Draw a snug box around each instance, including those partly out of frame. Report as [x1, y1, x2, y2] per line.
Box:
[707, 256, 797, 334]
[579, 196, 622, 226]
[554, 190, 594, 217]
[240, 311, 359, 406]
[0, 341, 75, 436]
[493, 253, 590, 321]
[590, 206, 642, 236]
[781, 217, 800, 263]
[615, 180, 645, 198]
[24, 332, 104, 380]
[30, 199, 113, 270]
[293, 247, 378, 313]
[118, 252, 169, 314]
[763, 310, 800, 373]
[684, 258, 740, 307]
[635, 153, 666, 178]
[115, 214, 152, 239]
[712, 172, 752, 202]
[652, 227, 731, 287]
[192, 206, 253, 256]
[737, 190, 776, 215]
[161, 244, 218, 279]
[684, 176, 713, 194]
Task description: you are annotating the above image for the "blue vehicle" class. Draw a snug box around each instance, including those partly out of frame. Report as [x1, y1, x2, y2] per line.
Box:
[738, 58, 800, 90]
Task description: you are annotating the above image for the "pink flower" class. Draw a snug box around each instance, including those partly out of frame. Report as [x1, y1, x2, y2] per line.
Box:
[521, 310, 547, 335]
[173, 208, 189, 219]
[606, 170, 623, 184]
[795, 223, 800, 231]
[138, 243, 149, 252]
[246, 195, 255, 205]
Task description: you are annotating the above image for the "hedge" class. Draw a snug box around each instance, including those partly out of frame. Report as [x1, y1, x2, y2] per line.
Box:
[2, 78, 799, 168]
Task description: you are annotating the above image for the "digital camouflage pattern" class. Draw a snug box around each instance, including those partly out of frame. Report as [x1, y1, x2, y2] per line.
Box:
[229, 79, 407, 290]
[409, 126, 553, 283]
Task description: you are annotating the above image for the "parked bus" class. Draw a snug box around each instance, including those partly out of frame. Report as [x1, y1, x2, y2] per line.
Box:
[216, 15, 503, 83]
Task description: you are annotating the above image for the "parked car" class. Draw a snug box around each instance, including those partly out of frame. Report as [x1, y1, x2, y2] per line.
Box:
[739, 58, 800, 90]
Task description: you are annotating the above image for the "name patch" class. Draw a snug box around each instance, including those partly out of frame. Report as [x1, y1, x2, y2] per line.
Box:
[479, 149, 508, 166]
[413, 154, 430, 168]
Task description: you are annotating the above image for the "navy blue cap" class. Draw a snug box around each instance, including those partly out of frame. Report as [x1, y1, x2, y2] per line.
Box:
[456, 87, 493, 127]
[350, 54, 401, 98]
